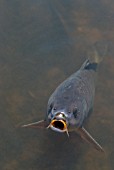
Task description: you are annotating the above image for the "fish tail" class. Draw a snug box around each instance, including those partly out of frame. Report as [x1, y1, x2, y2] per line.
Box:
[88, 41, 108, 64]
[82, 41, 108, 71]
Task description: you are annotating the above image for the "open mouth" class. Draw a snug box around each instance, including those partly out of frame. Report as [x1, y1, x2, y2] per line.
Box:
[50, 119, 67, 132]
[47, 112, 69, 136]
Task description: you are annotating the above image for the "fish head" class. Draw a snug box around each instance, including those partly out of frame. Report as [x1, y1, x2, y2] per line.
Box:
[47, 108, 84, 136]
[47, 98, 87, 134]
[47, 110, 69, 136]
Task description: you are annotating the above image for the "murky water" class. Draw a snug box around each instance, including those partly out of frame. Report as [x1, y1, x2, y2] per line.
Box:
[0, 0, 114, 170]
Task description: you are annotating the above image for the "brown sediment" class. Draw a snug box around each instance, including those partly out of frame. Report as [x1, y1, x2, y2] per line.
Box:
[83, 149, 111, 170]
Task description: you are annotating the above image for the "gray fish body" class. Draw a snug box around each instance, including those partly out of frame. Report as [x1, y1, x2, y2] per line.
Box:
[22, 42, 107, 152]
[47, 60, 97, 128]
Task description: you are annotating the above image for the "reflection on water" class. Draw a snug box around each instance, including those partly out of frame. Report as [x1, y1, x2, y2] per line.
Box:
[0, 0, 114, 170]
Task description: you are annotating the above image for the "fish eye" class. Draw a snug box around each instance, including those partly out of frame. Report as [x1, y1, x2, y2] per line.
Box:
[53, 107, 56, 110]
[73, 109, 78, 118]
[49, 103, 53, 110]
[48, 104, 53, 114]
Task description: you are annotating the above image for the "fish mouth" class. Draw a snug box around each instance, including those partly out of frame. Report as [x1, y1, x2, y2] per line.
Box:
[50, 119, 67, 132]
[47, 119, 69, 136]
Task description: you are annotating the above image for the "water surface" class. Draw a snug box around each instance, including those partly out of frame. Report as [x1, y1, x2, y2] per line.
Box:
[0, 0, 114, 170]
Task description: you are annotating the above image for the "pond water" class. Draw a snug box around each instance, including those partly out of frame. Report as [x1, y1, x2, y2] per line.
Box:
[0, 0, 114, 170]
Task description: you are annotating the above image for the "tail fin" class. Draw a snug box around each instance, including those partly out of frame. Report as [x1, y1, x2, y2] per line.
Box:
[87, 41, 108, 64]
[81, 41, 108, 72]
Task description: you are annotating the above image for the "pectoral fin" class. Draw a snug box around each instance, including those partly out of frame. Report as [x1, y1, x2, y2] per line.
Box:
[77, 127, 104, 153]
[21, 120, 47, 129]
